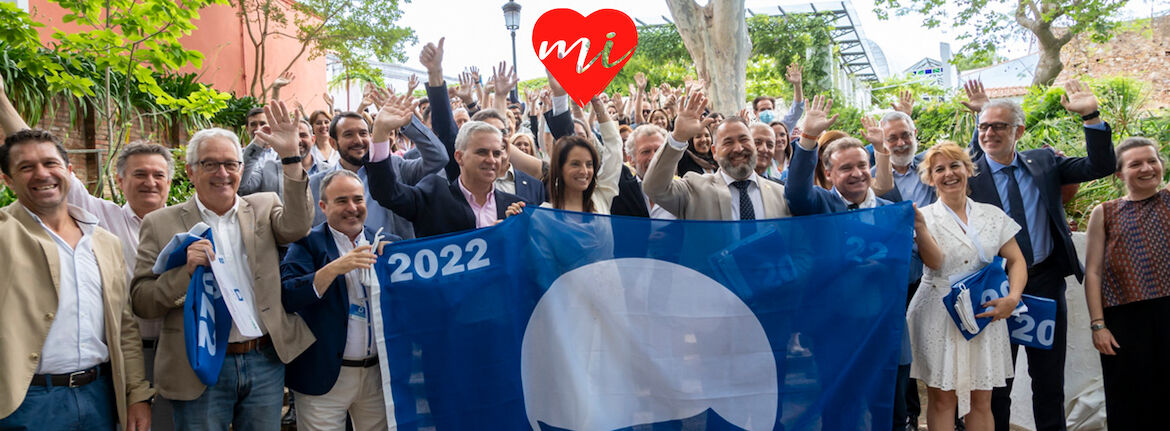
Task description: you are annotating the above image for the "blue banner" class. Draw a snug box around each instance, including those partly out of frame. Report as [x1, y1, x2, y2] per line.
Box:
[1008, 295, 1058, 350]
[372, 204, 915, 430]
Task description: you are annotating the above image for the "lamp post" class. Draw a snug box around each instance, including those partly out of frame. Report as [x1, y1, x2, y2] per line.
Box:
[502, 1, 521, 103]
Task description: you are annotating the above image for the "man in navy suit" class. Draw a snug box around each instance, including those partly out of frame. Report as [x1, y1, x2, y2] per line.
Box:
[611, 125, 676, 219]
[965, 81, 1115, 431]
[281, 169, 400, 431]
[470, 109, 546, 206]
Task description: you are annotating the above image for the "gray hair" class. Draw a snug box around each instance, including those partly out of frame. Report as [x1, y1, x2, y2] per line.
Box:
[319, 169, 362, 202]
[983, 100, 1026, 126]
[624, 124, 668, 156]
[455, 121, 502, 151]
[880, 111, 916, 131]
[186, 128, 242, 167]
[116, 142, 175, 179]
[822, 137, 867, 170]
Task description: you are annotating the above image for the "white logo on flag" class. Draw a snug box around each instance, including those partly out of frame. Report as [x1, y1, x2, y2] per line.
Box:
[521, 258, 778, 430]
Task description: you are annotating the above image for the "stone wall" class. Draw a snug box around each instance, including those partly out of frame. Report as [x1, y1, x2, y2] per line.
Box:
[1060, 15, 1170, 110]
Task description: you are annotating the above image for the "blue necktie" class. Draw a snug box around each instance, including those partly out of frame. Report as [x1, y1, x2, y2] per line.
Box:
[732, 180, 755, 220]
[1002, 166, 1034, 267]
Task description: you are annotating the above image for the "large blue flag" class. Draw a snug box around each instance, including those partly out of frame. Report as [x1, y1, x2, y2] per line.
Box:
[372, 204, 915, 430]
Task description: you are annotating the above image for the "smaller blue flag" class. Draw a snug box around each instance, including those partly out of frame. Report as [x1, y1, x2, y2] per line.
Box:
[151, 223, 233, 385]
[1008, 295, 1057, 350]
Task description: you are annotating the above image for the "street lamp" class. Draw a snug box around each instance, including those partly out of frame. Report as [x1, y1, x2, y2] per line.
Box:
[502, 0, 521, 103]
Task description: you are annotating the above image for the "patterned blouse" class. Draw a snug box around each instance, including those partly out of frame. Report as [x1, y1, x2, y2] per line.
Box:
[1101, 189, 1170, 307]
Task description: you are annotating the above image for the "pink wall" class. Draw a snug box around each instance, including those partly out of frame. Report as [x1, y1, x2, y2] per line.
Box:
[27, 0, 326, 107]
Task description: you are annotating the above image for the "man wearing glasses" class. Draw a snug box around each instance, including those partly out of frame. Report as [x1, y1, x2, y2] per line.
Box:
[130, 102, 316, 430]
[962, 80, 1115, 431]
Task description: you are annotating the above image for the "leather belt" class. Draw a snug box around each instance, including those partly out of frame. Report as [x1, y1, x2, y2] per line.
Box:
[341, 357, 379, 368]
[142, 338, 158, 350]
[31, 363, 110, 388]
[226, 335, 271, 355]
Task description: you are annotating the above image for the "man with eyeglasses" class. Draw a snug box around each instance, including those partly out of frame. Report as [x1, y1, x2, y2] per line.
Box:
[961, 80, 1115, 431]
[131, 102, 317, 430]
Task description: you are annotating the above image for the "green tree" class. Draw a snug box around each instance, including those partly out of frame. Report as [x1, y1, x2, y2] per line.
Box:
[236, 0, 415, 101]
[949, 44, 1007, 71]
[874, 0, 1128, 86]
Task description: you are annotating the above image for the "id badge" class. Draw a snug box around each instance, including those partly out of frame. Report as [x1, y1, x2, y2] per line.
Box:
[349, 303, 369, 322]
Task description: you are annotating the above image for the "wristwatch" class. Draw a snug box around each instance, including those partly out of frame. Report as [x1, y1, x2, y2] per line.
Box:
[281, 155, 303, 165]
[1090, 323, 1106, 331]
[1081, 110, 1100, 121]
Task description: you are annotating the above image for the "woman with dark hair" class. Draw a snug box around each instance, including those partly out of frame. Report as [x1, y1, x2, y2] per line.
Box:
[676, 121, 716, 176]
[768, 120, 794, 180]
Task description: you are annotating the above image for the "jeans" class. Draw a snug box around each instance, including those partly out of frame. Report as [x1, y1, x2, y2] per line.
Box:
[0, 373, 116, 430]
[172, 344, 285, 431]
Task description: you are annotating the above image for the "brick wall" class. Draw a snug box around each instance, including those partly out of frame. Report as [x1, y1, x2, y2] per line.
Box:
[1060, 15, 1170, 110]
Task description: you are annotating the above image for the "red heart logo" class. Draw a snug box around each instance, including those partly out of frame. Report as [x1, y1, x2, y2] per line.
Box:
[532, 8, 638, 107]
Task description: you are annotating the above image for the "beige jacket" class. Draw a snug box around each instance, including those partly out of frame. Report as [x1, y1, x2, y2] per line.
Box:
[642, 140, 792, 220]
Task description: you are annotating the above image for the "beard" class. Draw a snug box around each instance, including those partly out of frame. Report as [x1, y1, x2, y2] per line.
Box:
[718, 151, 757, 180]
[890, 142, 918, 168]
[340, 148, 368, 167]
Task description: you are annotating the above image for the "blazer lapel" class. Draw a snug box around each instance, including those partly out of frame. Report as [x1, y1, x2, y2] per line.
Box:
[448, 183, 477, 228]
[711, 175, 733, 220]
[1017, 152, 1052, 207]
[970, 157, 1001, 206]
[237, 199, 258, 272]
[13, 207, 62, 292]
[759, 180, 779, 218]
[178, 200, 202, 231]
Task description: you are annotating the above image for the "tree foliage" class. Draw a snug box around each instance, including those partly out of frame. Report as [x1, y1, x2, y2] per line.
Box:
[873, 0, 1128, 86]
[236, 0, 415, 101]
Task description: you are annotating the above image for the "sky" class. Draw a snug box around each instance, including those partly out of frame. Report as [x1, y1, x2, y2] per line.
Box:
[393, 0, 1167, 82]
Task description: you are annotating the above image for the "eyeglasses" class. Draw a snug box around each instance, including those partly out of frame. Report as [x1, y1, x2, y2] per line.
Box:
[977, 122, 1014, 132]
[197, 160, 243, 173]
[642, 110, 651, 115]
[885, 132, 914, 143]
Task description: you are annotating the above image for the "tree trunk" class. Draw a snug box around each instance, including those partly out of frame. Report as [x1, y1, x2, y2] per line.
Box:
[1030, 37, 1065, 87]
[664, 0, 750, 115]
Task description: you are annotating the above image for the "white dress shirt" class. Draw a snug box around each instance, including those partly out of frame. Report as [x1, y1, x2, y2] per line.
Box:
[310, 144, 340, 173]
[194, 195, 267, 342]
[327, 227, 375, 360]
[834, 187, 879, 209]
[494, 165, 517, 195]
[27, 205, 110, 374]
[719, 171, 766, 220]
[636, 177, 678, 220]
[66, 174, 163, 338]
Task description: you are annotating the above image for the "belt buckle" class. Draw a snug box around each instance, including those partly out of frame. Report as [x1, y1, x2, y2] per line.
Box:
[67, 370, 87, 387]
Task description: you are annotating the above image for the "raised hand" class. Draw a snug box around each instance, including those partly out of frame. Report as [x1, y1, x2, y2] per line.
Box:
[371, 90, 416, 143]
[273, 71, 295, 88]
[670, 87, 709, 143]
[358, 84, 376, 113]
[455, 72, 475, 103]
[322, 92, 334, 109]
[960, 80, 989, 114]
[420, 37, 446, 86]
[801, 95, 838, 138]
[786, 62, 803, 85]
[891, 90, 914, 115]
[492, 61, 519, 96]
[861, 116, 885, 151]
[469, 66, 481, 85]
[255, 100, 300, 158]
[634, 72, 647, 92]
[406, 74, 420, 95]
[1060, 79, 1100, 117]
[539, 89, 553, 114]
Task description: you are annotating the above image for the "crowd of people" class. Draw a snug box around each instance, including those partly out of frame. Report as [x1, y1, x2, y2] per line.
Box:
[0, 33, 1167, 431]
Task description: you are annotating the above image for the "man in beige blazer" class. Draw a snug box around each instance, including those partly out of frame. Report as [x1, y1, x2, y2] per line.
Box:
[642, 88, 792, 220]
[131, 102, 314, 430]
[0, 129, 153, 429]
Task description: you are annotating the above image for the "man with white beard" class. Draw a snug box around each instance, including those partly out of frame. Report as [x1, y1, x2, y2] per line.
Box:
[873, 111, 935, 207]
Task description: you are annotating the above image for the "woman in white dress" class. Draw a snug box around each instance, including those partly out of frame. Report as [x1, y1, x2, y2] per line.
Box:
[909, 141, 1028, 431]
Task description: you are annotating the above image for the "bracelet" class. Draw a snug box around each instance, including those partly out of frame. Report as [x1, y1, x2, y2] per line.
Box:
[281, 155, 303, 165]
[1090, 318, 1104, 323]
[1090, 323, 1106, 331]
[800, 132, 821, 141]
[1080, 110, 1100, 121]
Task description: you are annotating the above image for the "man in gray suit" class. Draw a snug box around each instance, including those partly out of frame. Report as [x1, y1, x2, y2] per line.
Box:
[642, 88, 791, 220]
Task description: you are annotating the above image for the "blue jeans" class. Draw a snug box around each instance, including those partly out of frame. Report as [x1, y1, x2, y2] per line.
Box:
[172, 344, 285, 431]
[0, 373, 116, 430]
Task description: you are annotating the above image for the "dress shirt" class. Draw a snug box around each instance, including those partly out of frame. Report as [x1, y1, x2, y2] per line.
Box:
[26, 204, 110, 374]
[327, 226, 375, 360]
[986, 155, 1053, 264]
[891, 160, 936, 208]
[833, 187, 878, 209]
[495, 165, 517, 195]
[456, 178, 497, 228]
[66, 174, 163, 338]
[194, 195, 267, 342]
[719, 171, 766, 220]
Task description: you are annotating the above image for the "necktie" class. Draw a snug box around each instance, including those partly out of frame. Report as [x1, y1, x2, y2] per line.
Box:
[1002, 166, 1034, 267]
[731, 180, 755, 220]
[847, 202, 860, 210]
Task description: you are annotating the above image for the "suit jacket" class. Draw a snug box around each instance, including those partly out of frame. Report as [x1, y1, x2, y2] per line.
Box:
[610, 165, 650, 218]
[0, 204, 153, 423]
[642, 141, 791, 220]
[511, 168, 547, 206]
[787, 144, 894, 215]
[364, 157, 523, 238]
[239, 141, 283, 196]
[130, 174, 316, 400]
[968, 124, 1115, 281]
[280, 224, 401, 395]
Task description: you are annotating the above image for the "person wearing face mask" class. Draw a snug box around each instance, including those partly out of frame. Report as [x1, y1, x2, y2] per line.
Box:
[642, 87, 791, 221]
[1082, 137, 1170, 430]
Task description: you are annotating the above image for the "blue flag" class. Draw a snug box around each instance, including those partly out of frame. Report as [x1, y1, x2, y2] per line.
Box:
[372, 204, 915, 430]
[151, 223, 232, 385]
